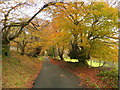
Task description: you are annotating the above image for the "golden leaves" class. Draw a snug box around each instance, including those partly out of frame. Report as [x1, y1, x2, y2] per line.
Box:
[55, 2, 64, 6]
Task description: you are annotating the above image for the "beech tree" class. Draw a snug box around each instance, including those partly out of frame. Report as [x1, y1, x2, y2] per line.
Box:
[44, 2, 118, 66]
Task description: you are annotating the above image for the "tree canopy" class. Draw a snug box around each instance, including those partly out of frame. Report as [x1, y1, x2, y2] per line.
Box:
[1, 0, 118, 65]
[38, 1, 118, 64]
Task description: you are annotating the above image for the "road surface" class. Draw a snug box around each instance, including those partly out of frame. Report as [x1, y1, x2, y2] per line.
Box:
[32, 57, 82, 88]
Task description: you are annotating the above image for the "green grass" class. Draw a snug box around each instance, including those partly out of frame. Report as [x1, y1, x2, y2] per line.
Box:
[64, 58, 102, 67]
[87, 60, 109, 67]
[55, 57, 118, 68]
[64, 58, 110, 67]
[64, 58, 78, 62]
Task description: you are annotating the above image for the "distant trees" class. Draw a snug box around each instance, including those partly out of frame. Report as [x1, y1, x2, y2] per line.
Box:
[10, 18, 50, 56]
[12, 31, 29, 55]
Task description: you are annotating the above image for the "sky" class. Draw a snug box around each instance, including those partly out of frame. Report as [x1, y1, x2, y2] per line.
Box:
[0, 0, 118, 26]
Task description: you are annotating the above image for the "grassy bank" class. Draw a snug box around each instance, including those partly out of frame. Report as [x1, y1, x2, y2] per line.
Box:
[64, 58, 118, 68]
[2, 51, 43, 88]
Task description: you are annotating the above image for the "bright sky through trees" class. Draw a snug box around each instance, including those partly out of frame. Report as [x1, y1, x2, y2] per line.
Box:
[0, 0, 118, 25]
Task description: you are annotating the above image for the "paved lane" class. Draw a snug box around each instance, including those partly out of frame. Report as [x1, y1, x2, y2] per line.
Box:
[33, 57, 81, 88]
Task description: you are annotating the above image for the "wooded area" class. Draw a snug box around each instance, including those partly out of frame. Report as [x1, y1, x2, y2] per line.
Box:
[1, 0, 119, 88]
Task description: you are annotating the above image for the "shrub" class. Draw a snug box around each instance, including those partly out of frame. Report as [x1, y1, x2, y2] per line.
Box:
[97, 69, 118, 77]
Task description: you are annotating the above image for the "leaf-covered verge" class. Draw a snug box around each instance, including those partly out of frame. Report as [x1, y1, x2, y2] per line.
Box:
[0, 60, 1, 89]
[50, 58, 118, 88]
[2, 50, 43, 88]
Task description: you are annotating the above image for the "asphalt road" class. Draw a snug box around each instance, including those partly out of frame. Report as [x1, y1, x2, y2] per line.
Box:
[32, 57, 81, 88]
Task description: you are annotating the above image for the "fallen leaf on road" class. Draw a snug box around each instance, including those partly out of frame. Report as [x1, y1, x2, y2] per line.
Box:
[60, 74, 64, 77]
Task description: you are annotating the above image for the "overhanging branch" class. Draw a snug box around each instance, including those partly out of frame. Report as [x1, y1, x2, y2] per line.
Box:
[3, 2, 65, 41]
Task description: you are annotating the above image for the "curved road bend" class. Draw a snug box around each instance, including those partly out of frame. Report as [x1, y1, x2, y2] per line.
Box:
[32, 57, 82, 88]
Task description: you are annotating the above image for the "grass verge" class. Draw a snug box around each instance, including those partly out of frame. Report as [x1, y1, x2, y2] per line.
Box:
[2, 50, 43, 88]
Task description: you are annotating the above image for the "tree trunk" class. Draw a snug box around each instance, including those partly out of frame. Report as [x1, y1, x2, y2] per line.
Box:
[20, 47, 25, 55]
[68, 43, 90, 66]
[58, 47, 64, 60]
[2, 43, 10, 57]
[59, 54, 64, 60]
[91, 60, 92, 66]
[54, 46, 58, 58]
[99, 60, 101, 67]
[48, 47, 55, 57]
[78, 58, 89, 66]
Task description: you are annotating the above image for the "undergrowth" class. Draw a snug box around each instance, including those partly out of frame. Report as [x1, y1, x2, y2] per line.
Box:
[97, 68, 118, 88]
